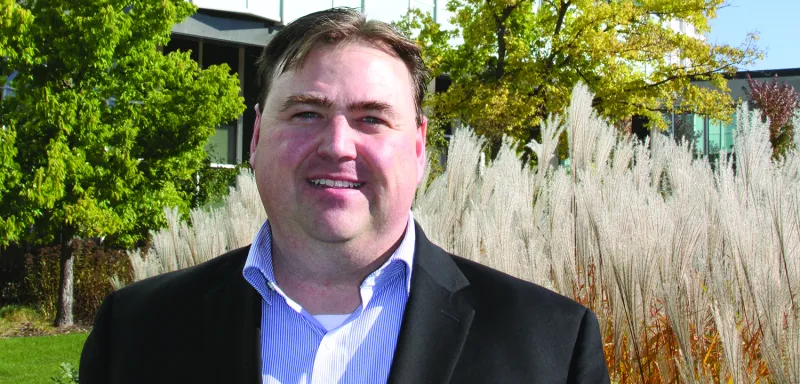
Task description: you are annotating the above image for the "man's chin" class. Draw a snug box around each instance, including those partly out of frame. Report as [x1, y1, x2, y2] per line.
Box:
[306, 220, 365, 244]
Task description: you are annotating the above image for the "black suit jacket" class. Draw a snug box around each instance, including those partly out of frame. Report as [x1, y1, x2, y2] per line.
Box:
[80, 224, 610, 383]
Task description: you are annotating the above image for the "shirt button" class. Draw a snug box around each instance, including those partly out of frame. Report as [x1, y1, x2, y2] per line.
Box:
[324, 340, 333, 350]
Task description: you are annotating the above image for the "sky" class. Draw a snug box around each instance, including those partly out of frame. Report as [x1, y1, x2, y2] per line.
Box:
[707, 0, 800, 71]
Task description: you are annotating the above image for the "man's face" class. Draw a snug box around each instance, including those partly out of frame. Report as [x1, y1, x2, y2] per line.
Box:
[250, 42, 427, 246]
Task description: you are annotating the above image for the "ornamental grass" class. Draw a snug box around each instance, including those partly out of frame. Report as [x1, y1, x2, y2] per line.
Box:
[123, 84, 800, 383]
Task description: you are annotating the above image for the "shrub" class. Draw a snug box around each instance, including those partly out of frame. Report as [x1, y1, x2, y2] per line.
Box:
[1, 245, 31, 307]
[24, 240, 133, 324]
[746, 74, 800, 158]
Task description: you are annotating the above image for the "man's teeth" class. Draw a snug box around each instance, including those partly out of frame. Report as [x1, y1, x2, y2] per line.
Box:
[310, 179, 362, 188]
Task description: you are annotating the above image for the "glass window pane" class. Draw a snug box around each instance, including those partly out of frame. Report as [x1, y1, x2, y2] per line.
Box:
[708, 120, 723, 154]
[723, 119, 736, 152]
[693, 113, 705, 155]
[206, 123, 237, 164]
[673, 113, 692, 140]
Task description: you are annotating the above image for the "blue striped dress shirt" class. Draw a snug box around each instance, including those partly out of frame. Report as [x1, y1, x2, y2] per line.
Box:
[242, 214, 416, 384]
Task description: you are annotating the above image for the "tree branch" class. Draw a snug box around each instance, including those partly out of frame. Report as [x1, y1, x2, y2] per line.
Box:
[493, 1, 526, 80]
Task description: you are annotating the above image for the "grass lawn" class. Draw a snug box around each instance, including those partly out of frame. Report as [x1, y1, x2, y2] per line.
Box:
[0, 306, 88, 384]
[0, 332, 87, 384]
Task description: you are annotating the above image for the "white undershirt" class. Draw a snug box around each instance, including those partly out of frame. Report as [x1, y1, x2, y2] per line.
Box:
[313, 314, 351, 331]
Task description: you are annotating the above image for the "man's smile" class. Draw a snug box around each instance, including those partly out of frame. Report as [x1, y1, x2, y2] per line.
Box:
[308, 179, 364, 189]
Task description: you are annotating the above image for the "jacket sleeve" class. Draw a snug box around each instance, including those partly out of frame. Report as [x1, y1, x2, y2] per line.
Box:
[80, 292, 115, 384]
[568, 308, 610, 384]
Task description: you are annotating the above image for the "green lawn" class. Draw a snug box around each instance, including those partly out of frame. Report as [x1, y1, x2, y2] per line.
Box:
[0, 333, 87, 384]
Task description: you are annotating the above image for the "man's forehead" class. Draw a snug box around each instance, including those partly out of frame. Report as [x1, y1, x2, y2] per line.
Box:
[273, 41, 412, 87]
[290, 39, 401, 71]
[268, 43, 415, 104]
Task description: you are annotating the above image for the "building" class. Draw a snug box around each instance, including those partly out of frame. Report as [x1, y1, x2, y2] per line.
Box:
[659, 68, 800, 159]
[171, 0, 454, 166]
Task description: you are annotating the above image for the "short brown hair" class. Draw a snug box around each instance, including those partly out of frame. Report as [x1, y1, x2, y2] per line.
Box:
[255, 7, 430, 125]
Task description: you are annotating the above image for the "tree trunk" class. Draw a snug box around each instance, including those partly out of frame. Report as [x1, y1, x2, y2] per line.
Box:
[54, 226, 75, 327]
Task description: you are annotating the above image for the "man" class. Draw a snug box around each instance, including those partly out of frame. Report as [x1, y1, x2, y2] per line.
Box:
[80, 8, 609, 384]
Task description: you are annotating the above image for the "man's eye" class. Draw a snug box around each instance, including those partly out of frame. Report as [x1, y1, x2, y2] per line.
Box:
[293, 112, 320, 120]
[362, 116, 386, 125]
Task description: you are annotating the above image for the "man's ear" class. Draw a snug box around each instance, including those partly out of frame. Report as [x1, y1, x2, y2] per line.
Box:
[416, 116, 428, 185]
[250, 104, 262, 164]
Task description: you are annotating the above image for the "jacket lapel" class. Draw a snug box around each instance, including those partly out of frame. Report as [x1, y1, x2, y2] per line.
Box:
[388, 224, 475, 384]
[202, 247, 262, 384]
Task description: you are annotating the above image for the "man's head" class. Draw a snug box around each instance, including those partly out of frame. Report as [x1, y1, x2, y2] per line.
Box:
[255, 8, 429, 126]
[249, 8, 430, 252]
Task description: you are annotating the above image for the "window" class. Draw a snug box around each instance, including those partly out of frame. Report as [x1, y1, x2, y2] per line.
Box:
[663, 111, 704, 156]
[164, 36, 244, 165]
[206, 122, 237, 165]
[202, 41, 240, 164]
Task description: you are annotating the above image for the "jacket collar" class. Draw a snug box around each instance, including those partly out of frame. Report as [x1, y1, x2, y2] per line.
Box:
[388, 222, 475, 384]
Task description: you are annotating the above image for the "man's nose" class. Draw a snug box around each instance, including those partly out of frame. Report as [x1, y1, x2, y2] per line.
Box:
[317, 115, 357, 161]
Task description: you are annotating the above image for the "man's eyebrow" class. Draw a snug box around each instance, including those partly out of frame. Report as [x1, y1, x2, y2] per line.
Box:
[280, 94, 333, 112]
[348, 100, 398, 118]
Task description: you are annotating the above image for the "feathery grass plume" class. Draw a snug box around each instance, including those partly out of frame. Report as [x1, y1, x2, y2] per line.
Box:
[118, 169, 267, 285]
[223, 169, 268, 249]
[415, 84, 800, 382]
[710, 269, 745, 383]
[118, 84, 799, 382]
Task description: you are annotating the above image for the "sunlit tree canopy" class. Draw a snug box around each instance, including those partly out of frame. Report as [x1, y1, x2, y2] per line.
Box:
[396, 0, 761, 154]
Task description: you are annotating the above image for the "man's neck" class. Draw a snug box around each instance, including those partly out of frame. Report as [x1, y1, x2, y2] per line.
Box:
[269, 225, 406, 315]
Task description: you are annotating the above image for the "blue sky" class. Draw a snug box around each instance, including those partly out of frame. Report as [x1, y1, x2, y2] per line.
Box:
[707, 0, 800, 70]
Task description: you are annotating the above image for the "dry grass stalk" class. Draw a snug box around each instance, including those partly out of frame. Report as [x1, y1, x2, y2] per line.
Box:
[122, 84, 799, 383]
[415, 85, 799, 383]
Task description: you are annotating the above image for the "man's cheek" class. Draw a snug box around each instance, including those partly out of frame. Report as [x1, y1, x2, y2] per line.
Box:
[275, 131, 317, 159]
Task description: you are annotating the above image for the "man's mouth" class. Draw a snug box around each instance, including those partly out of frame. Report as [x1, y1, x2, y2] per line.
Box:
[308, 179, 363, 189]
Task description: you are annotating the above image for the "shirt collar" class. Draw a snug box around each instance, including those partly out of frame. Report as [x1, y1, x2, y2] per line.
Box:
[243, 212, 416, 302]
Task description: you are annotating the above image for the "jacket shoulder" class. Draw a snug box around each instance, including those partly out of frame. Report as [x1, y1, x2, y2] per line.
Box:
[445, 253, 609, 383]
[112, 246, 251, 309]
[449, 253, 587, 317]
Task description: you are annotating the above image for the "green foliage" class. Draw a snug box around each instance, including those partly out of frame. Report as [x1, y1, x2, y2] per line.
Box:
[0, 125, 24, 244]
[0, 0, 245, 248]
[393, 9, 455, 158]
[184, 161, 251, 209]
[399, 0, 761, 152]
[23, 240, 133, 324]
[51, 362, 79, 384]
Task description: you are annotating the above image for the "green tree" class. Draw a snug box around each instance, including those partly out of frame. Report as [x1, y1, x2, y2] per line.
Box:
[0, 0, 244, 326]
[396, 0, 760, 157]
